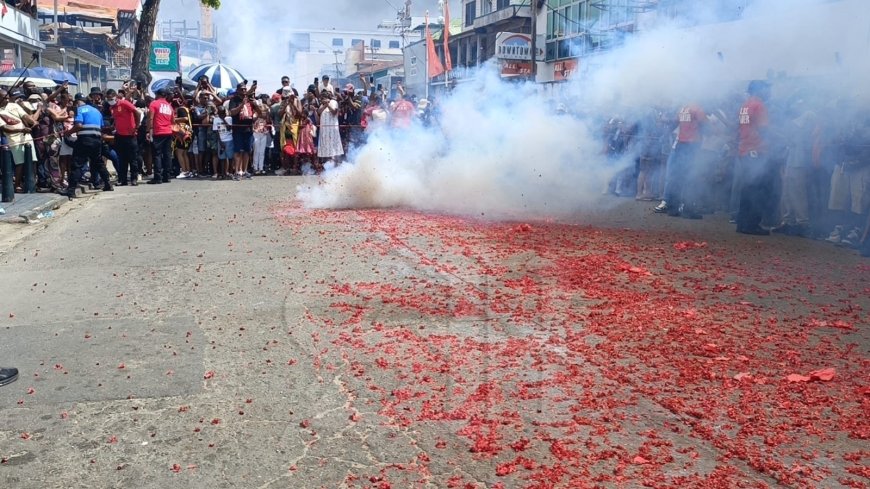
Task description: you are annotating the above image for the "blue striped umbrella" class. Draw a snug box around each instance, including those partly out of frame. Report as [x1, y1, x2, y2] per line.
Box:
[188, 63, 245, 90]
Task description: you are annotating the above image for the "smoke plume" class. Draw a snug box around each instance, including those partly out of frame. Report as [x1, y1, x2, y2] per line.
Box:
[299, 0, 870, 218]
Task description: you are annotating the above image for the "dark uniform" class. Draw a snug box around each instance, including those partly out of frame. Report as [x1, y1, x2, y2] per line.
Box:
[70, 102, 111, 194]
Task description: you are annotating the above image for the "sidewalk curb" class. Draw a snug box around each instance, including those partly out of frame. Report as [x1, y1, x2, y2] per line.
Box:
[19, 195, 68, 224]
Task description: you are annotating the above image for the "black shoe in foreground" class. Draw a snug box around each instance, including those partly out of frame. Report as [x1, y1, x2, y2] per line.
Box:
[0, 367, 19, 387]
[146, 179, 162, 185]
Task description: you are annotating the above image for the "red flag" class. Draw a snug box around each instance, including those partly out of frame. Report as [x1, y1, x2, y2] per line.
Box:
[443, 1, 452, 71]
[426, 16, 444, 79]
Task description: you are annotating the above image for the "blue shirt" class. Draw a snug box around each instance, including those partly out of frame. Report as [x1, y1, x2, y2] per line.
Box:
[75, 104, 103, 137]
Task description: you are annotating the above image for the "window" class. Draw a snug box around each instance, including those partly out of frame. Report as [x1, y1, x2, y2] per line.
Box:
[482, 0, 492, 14]
[497, 0, 510, 9]
[332, 38, 343, 47]
[388, 40, 400, 49]
[370, 39, 382, 49]
[465, 1, 476, 26]
[410, 56, 417, 65]
[351, 39, 364, 46]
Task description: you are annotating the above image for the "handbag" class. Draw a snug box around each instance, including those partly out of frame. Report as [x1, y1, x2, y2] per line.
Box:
[282, 141, 296, 157]
[172, 107, 193, 145]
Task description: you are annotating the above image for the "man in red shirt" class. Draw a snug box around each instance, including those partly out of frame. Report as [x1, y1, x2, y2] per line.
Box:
[147, 88, 175, 184]
[734, 80, 772, 235]
[659, 103, 705, 218]
[107, 87, 141, 186]
[391, 82, 416, 129]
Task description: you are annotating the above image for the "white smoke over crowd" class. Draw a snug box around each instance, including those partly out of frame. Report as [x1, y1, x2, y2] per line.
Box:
[299, 0, 870, 218]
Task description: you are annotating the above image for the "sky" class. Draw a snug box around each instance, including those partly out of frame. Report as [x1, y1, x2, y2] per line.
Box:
[157, 0, 456, 33]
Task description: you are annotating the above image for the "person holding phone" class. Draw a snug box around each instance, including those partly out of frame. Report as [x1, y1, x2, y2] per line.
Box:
[320, 75, 335, 96]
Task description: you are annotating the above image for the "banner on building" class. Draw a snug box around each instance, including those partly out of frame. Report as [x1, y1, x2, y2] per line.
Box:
[501, 61, 532, 77]
[148, 41, 180, 73]
[554, 59, 578, 81]
[495, 32, 543, 61]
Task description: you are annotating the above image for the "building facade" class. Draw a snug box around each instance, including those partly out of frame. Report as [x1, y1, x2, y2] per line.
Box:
[0, 0, 44, 74]
[288, 29, 407, 84]
[451, 0, 533, 80]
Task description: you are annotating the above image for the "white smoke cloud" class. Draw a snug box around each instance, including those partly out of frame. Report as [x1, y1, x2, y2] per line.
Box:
[299, 0, 870, 218]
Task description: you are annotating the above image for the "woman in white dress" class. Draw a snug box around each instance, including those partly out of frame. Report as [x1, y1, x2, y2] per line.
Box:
[316, 91, 343, 170]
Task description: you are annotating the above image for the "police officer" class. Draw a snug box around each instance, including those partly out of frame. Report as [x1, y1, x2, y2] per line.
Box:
[63, 87, 112, 197]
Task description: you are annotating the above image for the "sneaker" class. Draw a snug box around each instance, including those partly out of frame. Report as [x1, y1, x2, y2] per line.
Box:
[177, 172, 188, 179]
[846, 228, 861, 242]
[653, 200, 668, 213]
[243, 172, 252, 180]
[826, 225, 844, 243]
[232, 174, 240, 181]
[274, 169, 287, 176]
[0, 367, 19, 387]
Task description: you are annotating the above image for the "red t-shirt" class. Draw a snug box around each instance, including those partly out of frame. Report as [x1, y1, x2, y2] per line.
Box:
[111, 99, 138, 136]
[391, 100, 415, 128]
[677, 104, 705, 143]
[738, 96, 768, 156]
[149, 99, 174, 136]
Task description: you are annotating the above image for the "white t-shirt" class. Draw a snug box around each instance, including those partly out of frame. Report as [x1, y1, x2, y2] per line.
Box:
[213, 116, 233, 142]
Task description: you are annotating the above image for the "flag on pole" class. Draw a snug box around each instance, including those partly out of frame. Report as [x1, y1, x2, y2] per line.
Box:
[443, 1, 452, 71]
[426, 14, 445, 79]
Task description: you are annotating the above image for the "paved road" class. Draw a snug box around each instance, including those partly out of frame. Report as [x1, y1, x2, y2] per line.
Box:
[0, 177, 867, 488]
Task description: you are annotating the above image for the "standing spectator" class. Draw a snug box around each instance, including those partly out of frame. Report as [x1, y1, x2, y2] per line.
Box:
[173, 97, 194, 178]
[64, 88, 112, 196]
[107, 87, 141, 186]
[391, 83, 416, 128]
[190, 93, 211, 176]
[276, 76, 291, 95]
[826, 112, 870, 245]
[213, 106, 233, 179]
[228, 82, 255, 180]
[663, 103, 705, 218]
[735, 80, 773, 235]
[251, 97, 271, 175]
[338, 84, 364, 154]
[319, 75, 335, 96]
[0, 89, 36, 192]
[773, 100, 818, 236]
[136, 97, 152, 179]
[147, 89, 174, 185]
[317, 90, 343, 169]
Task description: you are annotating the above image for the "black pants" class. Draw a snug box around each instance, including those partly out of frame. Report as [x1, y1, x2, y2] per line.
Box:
[71, 135, 110, 191]
[736, 156, 776, 231]
[114, 136, 139, 184]
[152, 135, 172, 183]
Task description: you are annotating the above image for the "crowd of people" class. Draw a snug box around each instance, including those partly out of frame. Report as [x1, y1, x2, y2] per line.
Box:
[599, 80, 870, 257]
[0, 72, 434, 197]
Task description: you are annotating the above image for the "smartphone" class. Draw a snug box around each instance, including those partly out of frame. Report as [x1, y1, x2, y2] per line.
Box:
[253, 80, 257, 85]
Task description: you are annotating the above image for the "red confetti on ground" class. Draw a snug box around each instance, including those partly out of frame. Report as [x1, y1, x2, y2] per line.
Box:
[203, 371, 215, 379]
[273, 203, 870, 488]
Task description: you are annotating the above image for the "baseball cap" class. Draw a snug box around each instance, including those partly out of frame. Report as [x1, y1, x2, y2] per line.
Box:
[89, 86, 103, 95]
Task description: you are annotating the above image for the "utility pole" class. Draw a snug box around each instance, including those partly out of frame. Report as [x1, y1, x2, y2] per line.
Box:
[529, 0, 538, 81]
